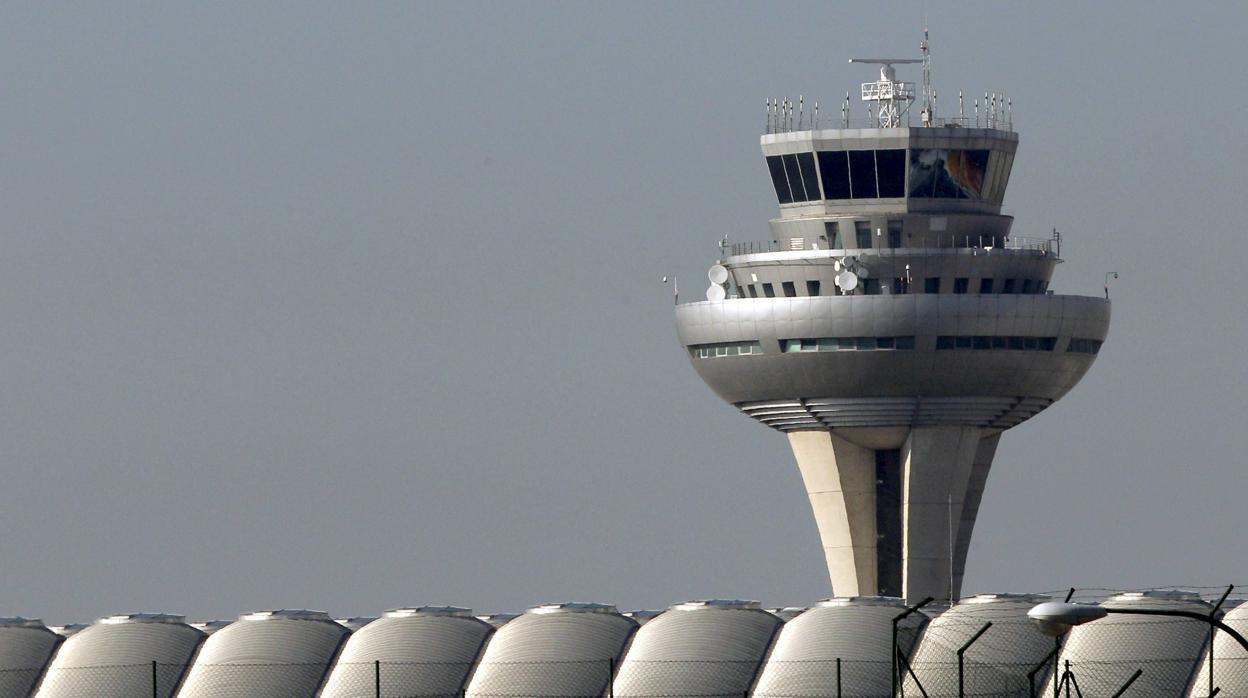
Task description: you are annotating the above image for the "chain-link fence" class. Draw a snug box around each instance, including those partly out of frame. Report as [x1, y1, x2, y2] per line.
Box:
[0, 656, 1244, 698]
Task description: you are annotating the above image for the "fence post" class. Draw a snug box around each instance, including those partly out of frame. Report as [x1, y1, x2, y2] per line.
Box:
[374, 659, 380, 698]
[151, 660, 158, 698]
[956, 622, 992, 698]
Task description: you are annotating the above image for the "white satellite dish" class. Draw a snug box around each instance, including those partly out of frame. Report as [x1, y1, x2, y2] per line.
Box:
[857, 266, 870, 278]
[841, 256, 857, 268]
[834, 261, 843, 272]
[706, 284, 727, 301]
[836, 271, 859, 291]
[708, 264, 729, 285]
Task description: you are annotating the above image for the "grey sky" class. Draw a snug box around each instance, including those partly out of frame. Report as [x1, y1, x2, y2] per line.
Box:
[0, 1, 1244, 623]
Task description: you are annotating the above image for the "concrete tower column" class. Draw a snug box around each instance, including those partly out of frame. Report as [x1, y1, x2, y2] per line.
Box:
[787, 430, 877, 597]
[952, 433, 1001, 597]
[901, 426, 984, 604]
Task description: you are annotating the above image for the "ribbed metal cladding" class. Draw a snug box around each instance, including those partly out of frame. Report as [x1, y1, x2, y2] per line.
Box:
[613, 600, 782, 698]
[1042, 591, 1213, 697]
[320, 607, 492, 698]
[35, 614, 204, 698]
[737, 396, 1053, 432]
[0, 619, 62, 698]
[906, 593, 1053, 697]
[754, 597, 923, 698]
[1187, 600, 1248, 698]
[466, 603, 636, 698]
[176, 610, 348, 698]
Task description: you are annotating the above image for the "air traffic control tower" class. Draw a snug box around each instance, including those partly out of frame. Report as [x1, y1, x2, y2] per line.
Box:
[675, 38, 1110, 604]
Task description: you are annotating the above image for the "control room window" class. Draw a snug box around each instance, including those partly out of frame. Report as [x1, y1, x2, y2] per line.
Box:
[782, 281, 797, 298]
[862, 278, 881, 295]
[980, 278, 994, 294]
[855, 221, 872, 249]
[783, 154, 808, 202]
[1022, 279, 1034, 294]
[849, 150, 878, 198]
[807, 280, 821, 296]
[766, 156, 794, 204]
[1002, 279, 1017, 294]
[925, 277, 941, 294]
[954, 278, 969, 294]
[892, 277, 909, 295]
[747, 284, 758, 298]
[763, 283, 776, 298]
[876, 149, 907, 197]
[887, 220, 903, 248]
[797, 152, 821, 201]
[817, 151, 851, 199]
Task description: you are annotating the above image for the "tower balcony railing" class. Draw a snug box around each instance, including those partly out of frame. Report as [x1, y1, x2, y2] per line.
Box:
[765, 114, 1014, 134]
[725, 234, 1056, 258]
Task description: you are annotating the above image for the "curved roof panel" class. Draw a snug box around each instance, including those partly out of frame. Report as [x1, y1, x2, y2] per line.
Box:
[1187, 599, 1248, 698]
[906, 593, 1052, 696]
[755, 597, 922, 697]
[320, 607, 492, 698]
[1043, 591, 1212, 697]
[613, 600, 781, 698]
[0, 619, 62, 698]
[34, 614, 204, 698]
[466, 603, 635, 698]
[176, 609, 348, 698]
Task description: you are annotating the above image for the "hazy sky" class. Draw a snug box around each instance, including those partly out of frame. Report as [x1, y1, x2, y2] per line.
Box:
[0, 1, 1245, 624]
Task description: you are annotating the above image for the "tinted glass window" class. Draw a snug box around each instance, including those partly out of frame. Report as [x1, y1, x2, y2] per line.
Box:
[807, 280, 821, 296]
[954, 278, 969, 294]
[817, 151, 851, 199]
[854, 221, 872, 249]
[763, 283, 775, 298]
[797, 152, 821, 201]
[862, 278, 881, 295]
[1003, 279, 1017, 294]
[824, 221, 842, 248]
[1022, 279, 1034, 294]
[783, 154, 808, 202]
[876, 149, 906, 197]
[925, 277, 940, 294]
[766, 156, 793, 204]
[782, 281, 796, 297]
[980, 278, 994, 294]
[849, 150, 878, 198]
[909, 149, 991, 199]
[887, 220, 903, 248]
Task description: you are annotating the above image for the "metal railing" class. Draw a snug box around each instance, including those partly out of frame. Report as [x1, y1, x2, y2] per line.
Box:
[724, 235, 1057, 258]
[765, 113, 1014, 134]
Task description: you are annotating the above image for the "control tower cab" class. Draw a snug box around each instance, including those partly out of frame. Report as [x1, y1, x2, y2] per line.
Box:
[674, 35, 1110, 604]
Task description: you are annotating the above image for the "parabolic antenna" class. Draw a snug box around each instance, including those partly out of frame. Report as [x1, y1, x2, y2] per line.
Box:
[706, 284, 727, 301]
[857, 266, 870, 278]
[708, 264, 729, 284]
[836, 271, 859, 291]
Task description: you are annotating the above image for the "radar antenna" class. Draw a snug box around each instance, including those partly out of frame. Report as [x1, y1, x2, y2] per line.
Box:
[848, 57, 921, 127]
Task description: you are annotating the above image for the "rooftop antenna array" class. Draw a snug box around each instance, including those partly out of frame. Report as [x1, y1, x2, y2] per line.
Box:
[848, 56, 921, 128]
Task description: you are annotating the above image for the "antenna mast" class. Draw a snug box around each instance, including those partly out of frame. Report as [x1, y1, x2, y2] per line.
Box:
[920, 25, 935, 126]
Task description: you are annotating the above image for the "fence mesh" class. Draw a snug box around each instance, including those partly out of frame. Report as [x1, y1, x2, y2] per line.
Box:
[0, 656, 1244, 698]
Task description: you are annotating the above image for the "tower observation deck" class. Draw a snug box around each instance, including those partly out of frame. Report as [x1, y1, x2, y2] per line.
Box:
[674, 34, 1110, 604]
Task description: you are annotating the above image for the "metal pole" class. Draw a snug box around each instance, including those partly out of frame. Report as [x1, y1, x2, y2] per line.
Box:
[837, 657, 842, 698]
[375, 659, 381, 698]
[608, 657, 615, 698]
[1209, 585, 1235, 697]
[957, 622, 992, 698]
[1053, 637, 1060, 698]
[893, 597, 934, 696]
[152, 660, 158, 698]
[1028, 645, 1058, 698]
[1107, 669, 1143, 698]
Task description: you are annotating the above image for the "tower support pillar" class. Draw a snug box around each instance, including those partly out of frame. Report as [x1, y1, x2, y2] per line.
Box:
[787, 430, 878, 597]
